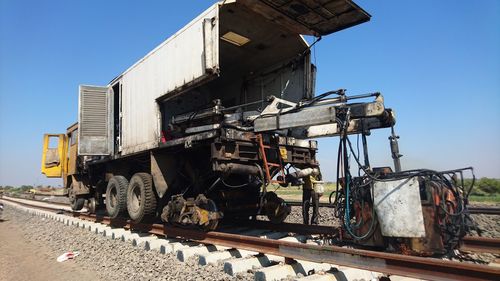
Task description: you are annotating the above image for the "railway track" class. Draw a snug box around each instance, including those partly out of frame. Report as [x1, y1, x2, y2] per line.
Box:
[284, 200, 500, 215]
[2, 196, 500, 281]
[468, 207, 500, 215]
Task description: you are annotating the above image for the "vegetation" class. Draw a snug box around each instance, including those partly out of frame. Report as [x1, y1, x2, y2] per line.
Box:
[273, 182, 337, 203]
[0, 185, 33, 193]
[273, 178, 500, 203]
[464, 178, 500, 196]
[468, 195, 500, 203]
[0, 185, 63, 195]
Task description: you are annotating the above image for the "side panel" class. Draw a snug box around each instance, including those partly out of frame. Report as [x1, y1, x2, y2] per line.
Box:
[41, 134, 67, 178]
[78, 85, 112, 155]
[67, 127, 78, 175]
[373, 177, 426, 238]
[244, 57, 308, 109]
[120, 5, 219, 156]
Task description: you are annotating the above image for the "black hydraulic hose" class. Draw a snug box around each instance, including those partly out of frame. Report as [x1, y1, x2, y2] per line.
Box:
[220, 177, 249, 189]
[329, 137, 343, 205]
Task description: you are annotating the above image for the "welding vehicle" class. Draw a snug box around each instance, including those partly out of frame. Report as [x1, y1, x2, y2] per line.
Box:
[41, 0, 474, 255]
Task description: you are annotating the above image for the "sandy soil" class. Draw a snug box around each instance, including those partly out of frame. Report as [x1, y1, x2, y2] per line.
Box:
[0, 202, 253, 281]
[0, 215, 98, 281]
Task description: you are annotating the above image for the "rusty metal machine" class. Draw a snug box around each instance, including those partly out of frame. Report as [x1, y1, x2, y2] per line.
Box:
[325, 102, 476, 256]
[158, 89, 396, 229]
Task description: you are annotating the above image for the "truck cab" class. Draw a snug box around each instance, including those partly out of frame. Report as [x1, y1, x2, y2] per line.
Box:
[41, 123, 92, 211]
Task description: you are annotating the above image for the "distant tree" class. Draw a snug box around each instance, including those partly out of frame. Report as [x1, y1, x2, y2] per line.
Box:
[19, 185, 33, 192]
[464, 178, 500, 196]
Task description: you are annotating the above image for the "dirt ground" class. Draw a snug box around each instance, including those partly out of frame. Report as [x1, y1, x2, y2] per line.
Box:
[0, 215, 98, 281]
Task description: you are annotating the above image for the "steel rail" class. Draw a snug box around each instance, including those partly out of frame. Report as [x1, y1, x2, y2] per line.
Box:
[284, 200, 500, 215]
[1, 196, 71, 212]
[3, 196, 499, 281]
[469, 207, 500, 215]
[122, 222, 500, 281]
[461, 236, 500, 255]
[16, 196, 69, 207]
[4, 196, 499, 252]
[224, 218, 340, 236]
[228, 218, 500, 256]
[77, 215, 500, 281]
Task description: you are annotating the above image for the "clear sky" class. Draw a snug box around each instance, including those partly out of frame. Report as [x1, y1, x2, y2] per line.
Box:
[0, 0, 499, 187]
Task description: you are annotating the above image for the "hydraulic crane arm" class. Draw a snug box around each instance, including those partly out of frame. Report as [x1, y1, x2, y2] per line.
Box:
[251, 91, 395, 138]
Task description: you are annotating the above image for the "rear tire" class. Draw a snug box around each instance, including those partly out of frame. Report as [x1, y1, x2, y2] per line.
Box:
[106, 176, 128, 219]
[69, 185, 85, 211]
[71, 197, 85, 211]
[127, 173, 157, 223]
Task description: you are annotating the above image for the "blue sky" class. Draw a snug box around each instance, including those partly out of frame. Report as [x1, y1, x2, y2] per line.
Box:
[0, 0, 498, 186]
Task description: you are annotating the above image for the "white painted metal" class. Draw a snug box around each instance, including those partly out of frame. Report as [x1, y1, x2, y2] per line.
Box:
[373, 177, 426, 238]
[78, 85, 112, 155]
[82, 0, 319, 157]
[118, 4, 220, 155]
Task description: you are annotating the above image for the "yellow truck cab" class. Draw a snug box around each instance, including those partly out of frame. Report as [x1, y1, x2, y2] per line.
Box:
[41, 123, 93, 211]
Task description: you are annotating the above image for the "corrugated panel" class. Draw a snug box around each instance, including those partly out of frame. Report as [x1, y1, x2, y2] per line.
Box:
[119, 4, 219, 156]
[81, 90, 107, 136]
[78, 85, 111, 155]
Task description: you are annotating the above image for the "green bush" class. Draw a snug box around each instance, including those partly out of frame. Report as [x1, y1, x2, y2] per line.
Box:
[464, 178, 500, 196]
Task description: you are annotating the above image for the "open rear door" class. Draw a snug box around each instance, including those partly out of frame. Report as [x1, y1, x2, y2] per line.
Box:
[238, 0, 370, 36]
[41, 134, 67, 178]
[78, 85, 112, 156]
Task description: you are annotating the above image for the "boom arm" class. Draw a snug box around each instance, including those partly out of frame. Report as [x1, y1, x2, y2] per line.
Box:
[251, 91, 395, 138]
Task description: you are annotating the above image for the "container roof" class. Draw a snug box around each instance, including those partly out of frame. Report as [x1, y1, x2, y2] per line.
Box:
[237, 0, 370, 37]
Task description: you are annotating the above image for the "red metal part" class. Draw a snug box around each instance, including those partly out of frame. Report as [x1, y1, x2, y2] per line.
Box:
[255, 134, 286, 184]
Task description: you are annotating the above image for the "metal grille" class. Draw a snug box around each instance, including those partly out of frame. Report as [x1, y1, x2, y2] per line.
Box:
[80, 87, 107, 136]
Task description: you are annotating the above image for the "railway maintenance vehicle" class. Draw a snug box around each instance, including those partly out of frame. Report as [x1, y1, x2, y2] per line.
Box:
[41, 0, 475, 256]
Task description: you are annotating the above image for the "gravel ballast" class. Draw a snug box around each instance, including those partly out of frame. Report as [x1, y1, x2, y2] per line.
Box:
[1, 205, 253, 281]
[2, 199, 498, 280]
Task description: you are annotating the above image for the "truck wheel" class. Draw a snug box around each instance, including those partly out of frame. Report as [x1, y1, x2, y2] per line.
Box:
[87, 197, 97, 214]
[69, 186, 85, 211]
[106, 176, 128, 219]
[71, 197, 85, 211]
[127, 173, 157, 223]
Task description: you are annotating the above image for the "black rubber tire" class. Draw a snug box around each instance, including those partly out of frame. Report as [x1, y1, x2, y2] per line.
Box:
[69, 185, 85, 211]
[126, 173, 157, 223]
[106, 176, 128, 219]
[71, 197, 85, 211]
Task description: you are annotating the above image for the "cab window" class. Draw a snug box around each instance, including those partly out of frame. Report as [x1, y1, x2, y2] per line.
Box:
[70, 130, 78, 146]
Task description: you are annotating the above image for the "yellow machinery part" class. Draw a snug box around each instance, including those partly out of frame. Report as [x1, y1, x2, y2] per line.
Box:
[41, 134, 67, 178]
